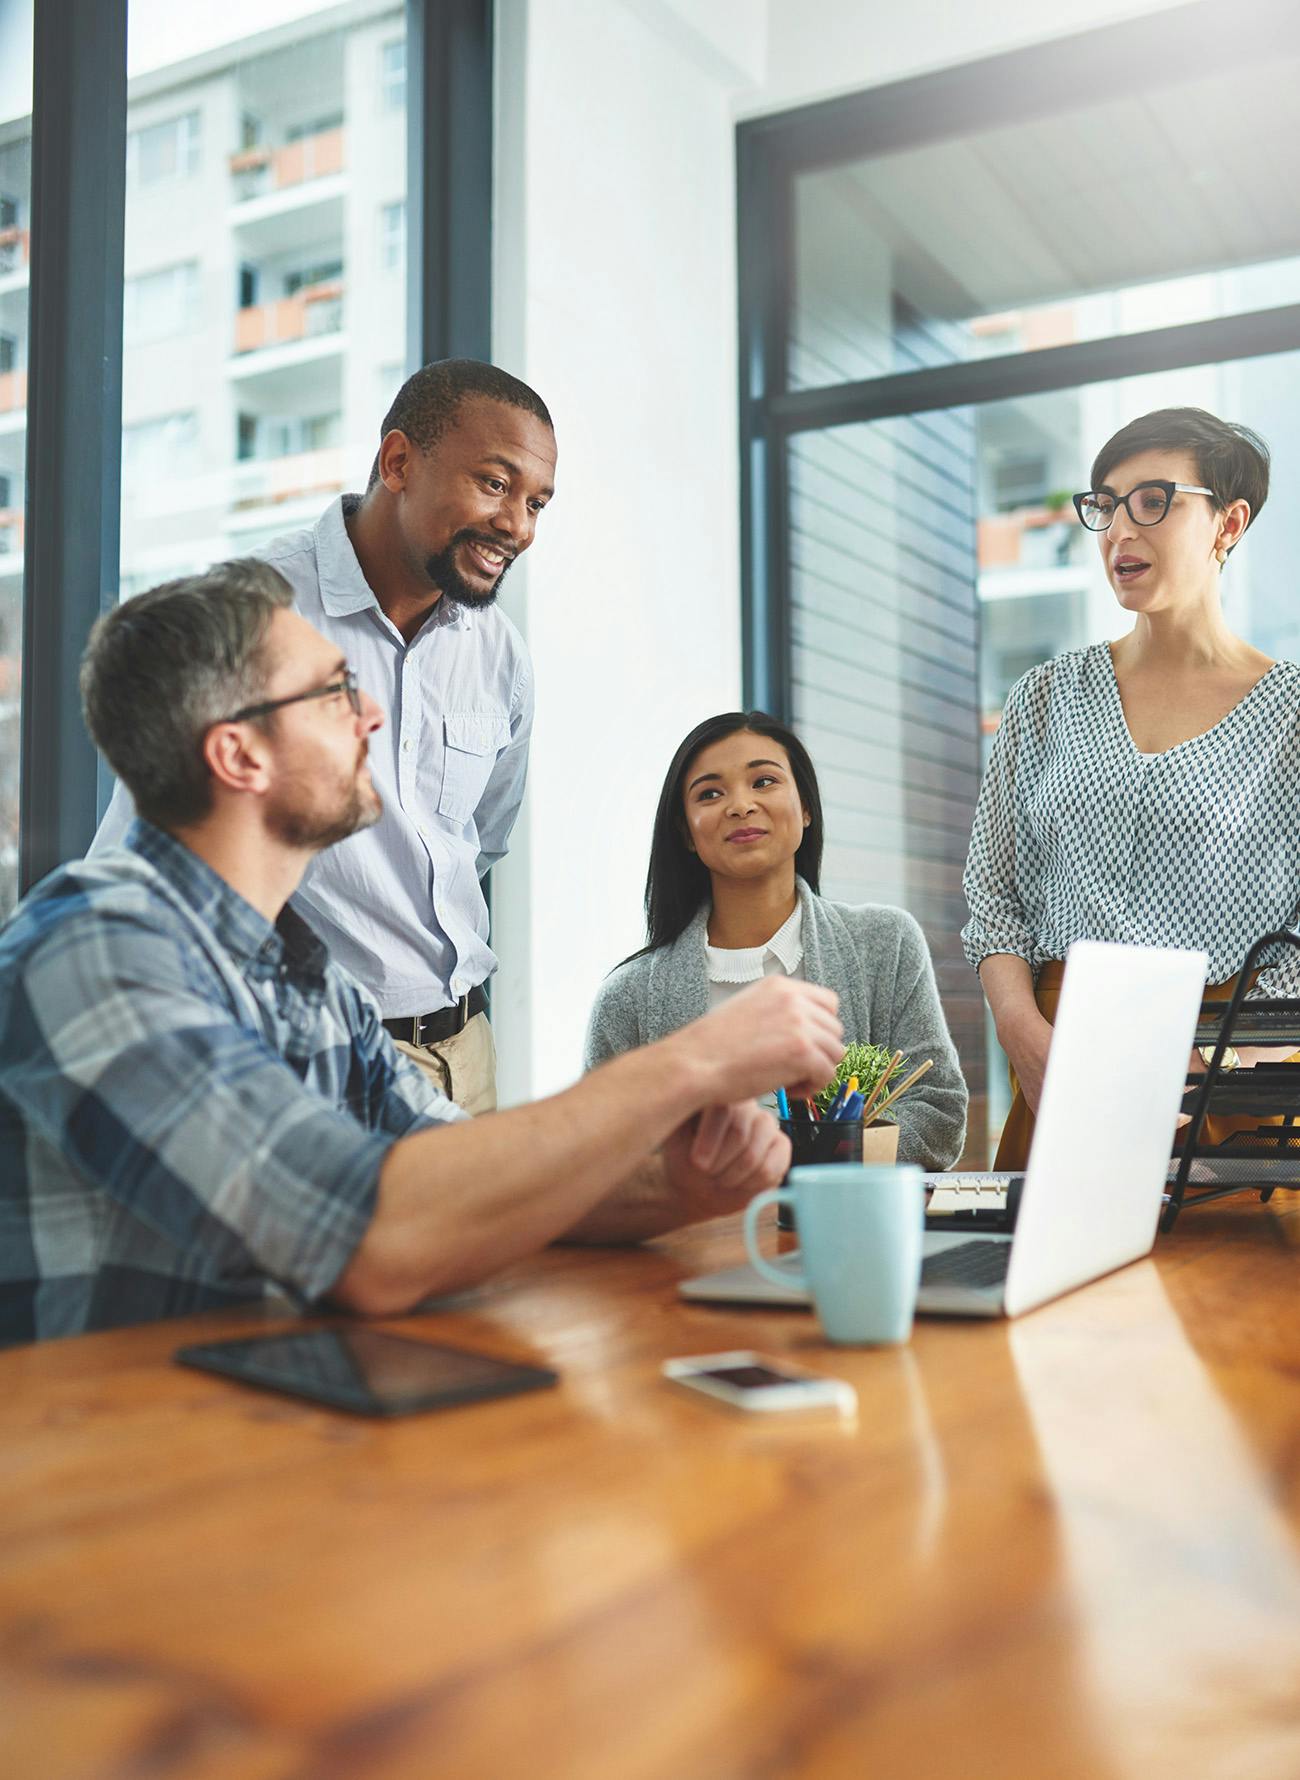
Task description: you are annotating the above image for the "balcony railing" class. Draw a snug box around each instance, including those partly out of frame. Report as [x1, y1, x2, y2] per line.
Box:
[231, 447, 345, 512]
[229, 127, 345, 203]
[0, 370, 27, 414]
[233, 281, 344, 355]
[0, 509, 22, 555]
[0, 228, 29, 277]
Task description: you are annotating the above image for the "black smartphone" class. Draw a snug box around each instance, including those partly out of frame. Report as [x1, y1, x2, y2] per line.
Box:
[176, 1327, 558, 1418]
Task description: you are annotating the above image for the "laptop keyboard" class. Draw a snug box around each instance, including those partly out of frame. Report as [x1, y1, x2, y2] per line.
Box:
[920, 1240, 1011, 1290]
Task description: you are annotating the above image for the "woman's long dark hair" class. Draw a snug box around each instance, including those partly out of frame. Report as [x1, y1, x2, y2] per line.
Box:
[634, 710, 824, 958]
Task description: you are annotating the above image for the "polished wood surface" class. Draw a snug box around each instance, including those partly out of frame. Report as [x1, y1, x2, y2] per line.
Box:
[3, 1198, 1300, 1780]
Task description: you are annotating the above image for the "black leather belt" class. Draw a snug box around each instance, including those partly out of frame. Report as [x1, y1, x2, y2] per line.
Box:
[383, 986, 487, 1048]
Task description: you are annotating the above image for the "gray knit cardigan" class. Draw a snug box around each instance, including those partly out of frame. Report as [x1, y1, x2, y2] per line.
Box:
[583, 878, 967, 1171]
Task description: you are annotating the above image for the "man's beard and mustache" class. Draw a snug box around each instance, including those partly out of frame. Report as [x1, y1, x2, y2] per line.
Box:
[268, 746, 384, 851]
[425, 528, 516, 610]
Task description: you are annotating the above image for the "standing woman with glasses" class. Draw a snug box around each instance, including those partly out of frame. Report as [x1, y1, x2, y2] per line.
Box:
[963, 406, 1300, 1168]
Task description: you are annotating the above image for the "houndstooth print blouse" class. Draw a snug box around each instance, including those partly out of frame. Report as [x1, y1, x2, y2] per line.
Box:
[961, 643, 1300, 996]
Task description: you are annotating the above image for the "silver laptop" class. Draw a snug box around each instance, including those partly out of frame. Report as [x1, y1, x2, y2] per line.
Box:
[681, 940, 1207, 1319]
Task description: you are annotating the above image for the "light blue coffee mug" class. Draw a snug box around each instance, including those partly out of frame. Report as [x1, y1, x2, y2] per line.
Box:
[743, 1162, 925, 1344]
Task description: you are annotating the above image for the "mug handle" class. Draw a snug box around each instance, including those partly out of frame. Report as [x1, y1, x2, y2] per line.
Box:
[743, 1189, 806, 1291]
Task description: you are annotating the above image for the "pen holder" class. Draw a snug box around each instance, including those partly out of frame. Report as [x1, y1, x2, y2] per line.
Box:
[776, 1117, 881, 1231]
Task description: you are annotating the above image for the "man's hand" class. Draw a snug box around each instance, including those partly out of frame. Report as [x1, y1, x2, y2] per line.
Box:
[670, 976, 845, 1107]
[662, 1101, 791, 1223]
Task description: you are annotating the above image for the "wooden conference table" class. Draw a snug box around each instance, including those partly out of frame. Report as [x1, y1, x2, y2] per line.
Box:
[2, 1198, 1299, 1780]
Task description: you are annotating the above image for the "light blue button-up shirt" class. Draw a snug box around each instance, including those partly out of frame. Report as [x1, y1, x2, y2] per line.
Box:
[94, 496, 534, 1019]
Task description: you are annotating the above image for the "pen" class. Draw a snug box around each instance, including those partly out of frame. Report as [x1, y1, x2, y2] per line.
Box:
[825, 1080, 850, 1122]
[842, 1090, 864, 1121]
[776, 1087, 790, 1121]
[832, 1077, 860, 1121]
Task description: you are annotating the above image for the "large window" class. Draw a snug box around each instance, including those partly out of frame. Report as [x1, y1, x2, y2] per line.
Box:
[739, 2, 1300, 1160]
[8, 0, 491, 900]
[120, 6, 408, 593]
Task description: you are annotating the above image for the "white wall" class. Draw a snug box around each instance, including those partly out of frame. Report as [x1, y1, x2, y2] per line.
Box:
[492, 0, 761, 1102]
[490, 0, 1194, 1105]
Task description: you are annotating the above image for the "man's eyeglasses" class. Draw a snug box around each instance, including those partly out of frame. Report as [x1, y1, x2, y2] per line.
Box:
[1073, 480, 1215, 532]
[219, 666, 363, 725]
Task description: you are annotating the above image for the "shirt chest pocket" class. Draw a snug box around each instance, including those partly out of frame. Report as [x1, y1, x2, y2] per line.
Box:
[438, 711, 511, 823]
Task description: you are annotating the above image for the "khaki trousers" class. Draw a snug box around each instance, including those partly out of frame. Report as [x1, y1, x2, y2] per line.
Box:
[394, 1010, 498, 1116]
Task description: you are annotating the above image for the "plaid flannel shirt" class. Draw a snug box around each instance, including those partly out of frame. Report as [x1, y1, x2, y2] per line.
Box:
[0, 821, 465, 1345]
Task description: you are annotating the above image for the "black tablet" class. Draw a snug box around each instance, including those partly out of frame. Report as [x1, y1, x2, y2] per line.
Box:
[176, 1327, 559, 1418]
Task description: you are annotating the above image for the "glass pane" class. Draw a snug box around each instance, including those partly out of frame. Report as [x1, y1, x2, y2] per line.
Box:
[0, 2, 31, 918]
[787, 408, 986, 1162]
[791, 44, 1300, 390]
[976, 351, 1300, 720]
[120, 5, 408, 596]
[792, 346, 1300, 1161]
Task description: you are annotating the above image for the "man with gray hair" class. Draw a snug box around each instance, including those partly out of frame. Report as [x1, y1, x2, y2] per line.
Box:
[0, 562, 844, 1344]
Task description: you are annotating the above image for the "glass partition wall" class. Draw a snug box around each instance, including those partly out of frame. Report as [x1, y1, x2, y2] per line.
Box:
[739, 0, 1300, 1161]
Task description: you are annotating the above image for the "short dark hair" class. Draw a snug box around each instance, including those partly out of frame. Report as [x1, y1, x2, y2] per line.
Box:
[80, 559, 294, 830]
[1091, 407, 1270, 547]
[629, 711, 824, 962]
[367, 358, 553, 489]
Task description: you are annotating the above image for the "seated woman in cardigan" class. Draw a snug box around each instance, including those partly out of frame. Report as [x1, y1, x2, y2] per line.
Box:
[584, 710, 967, 1171]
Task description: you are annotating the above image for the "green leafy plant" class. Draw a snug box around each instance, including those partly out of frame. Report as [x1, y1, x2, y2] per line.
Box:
[814, 1042, 906, 1120]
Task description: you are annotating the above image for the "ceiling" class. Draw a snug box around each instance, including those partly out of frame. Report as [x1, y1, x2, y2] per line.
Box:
[811, 46, 1300, 322]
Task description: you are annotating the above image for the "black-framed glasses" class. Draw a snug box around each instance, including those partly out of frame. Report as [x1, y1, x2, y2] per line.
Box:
[219, 666, 363, 725]
[1072, 480, 1215, 532]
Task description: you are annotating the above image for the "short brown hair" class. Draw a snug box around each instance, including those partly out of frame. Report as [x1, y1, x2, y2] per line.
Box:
[1091, 407, 1270, 550]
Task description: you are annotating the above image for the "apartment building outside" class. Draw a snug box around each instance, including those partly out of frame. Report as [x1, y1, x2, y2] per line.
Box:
[0, 0, 408, 913]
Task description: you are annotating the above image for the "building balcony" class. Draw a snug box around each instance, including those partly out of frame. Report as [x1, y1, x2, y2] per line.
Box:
[0, 509, 21, 581]
[977, 505, 1080, 573]
[230, 447, 345, 516]
[0, 371, 26, 415]
[234, 282, 343, 356]
[0, 228, 29, 280]
[230, 128, 345, 204]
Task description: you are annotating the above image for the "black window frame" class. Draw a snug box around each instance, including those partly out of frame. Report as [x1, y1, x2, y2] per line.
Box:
[17, 0, 494, 894]
[735, 0, 1300, 716]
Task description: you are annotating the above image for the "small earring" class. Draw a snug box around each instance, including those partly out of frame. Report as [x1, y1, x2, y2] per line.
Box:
[1215, 544, 1228, 565]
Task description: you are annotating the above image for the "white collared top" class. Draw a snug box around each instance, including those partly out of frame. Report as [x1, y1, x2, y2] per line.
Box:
[703, 899, 806, 1012]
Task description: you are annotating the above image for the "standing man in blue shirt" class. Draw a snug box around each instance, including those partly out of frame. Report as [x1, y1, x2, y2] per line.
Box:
[97, 359, 554, 1115]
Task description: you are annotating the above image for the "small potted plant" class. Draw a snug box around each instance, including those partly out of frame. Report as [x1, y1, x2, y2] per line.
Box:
[816, 1042, 933, 1164]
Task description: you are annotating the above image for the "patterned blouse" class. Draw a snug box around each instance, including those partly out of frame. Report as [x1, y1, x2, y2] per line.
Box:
[961, 643, 1300, 997]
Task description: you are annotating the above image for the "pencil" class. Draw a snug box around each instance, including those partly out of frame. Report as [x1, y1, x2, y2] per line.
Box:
[869, 1057, 934, 1124]
[857, 1050, 903, 1127]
